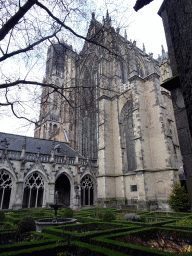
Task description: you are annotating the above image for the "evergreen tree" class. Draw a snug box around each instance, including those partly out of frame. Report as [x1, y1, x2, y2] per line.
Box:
[168, 182, 191, 212]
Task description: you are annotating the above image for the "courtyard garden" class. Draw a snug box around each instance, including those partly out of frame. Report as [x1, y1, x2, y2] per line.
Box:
[0, 206, 192, 256]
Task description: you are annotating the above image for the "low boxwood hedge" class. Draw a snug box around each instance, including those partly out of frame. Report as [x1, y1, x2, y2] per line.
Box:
[41, 222, 140, 243]
[0, 241, 67, 256]
[71, 240, 131, 256]
[112, 217, 176, 228]
[143, 211, 192, 218]
[0, 238, 131, 256]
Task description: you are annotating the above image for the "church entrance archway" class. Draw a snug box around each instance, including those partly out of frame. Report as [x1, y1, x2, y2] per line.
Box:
[55, 174, 70, 206]
[81, 175, 94, 206]
[0, 170, 12, 209]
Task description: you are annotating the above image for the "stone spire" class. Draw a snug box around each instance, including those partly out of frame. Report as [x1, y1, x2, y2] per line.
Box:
[124, 30, 127, 40]
[104, 10, 111, 27]
[20, 137, 26, 160]
[106, 9, 110, 20]
[1, 137, 9, 156]
[158, 54, 162, 64]
[143, 43, 146, 54]
[162, 45, 167, 61]
[37, 146, 41, 158]
[92, 12, 95, 20]
[50, 140, 55, 162]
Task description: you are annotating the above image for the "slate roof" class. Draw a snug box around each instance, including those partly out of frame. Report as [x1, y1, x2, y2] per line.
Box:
[134, 0, 154, 11]
[0, 132, 84, 159]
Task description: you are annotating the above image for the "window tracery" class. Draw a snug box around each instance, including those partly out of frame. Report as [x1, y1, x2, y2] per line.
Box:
[0, 170, 12, 209]
[22, 172, 44, 208]
[81, 175, 94, 206]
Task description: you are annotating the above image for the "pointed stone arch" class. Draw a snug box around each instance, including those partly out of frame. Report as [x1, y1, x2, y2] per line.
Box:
[80, 174, 96, 206]
[0, 169, 13, 209]
[55, 171, 73, 207]
[22, 171, 45, 208]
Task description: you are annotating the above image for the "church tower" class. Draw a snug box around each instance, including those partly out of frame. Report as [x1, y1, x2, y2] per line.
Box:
[34, 42, 77, 149]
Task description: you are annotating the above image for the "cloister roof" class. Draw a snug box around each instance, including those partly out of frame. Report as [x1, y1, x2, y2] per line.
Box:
[0, 132, 84, 158]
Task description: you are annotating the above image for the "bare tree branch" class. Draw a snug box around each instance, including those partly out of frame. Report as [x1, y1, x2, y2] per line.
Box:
[0, 28, 61, 62]
[0, 0, 37, 41]
[35, 1, 115, 55]
[0, 80, 74, 108]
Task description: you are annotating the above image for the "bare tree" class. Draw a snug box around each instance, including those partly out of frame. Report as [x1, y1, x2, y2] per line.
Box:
[0, 0, 133, 135]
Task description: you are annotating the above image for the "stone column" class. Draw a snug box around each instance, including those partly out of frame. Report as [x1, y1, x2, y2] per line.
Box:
[12, 181, 24, 210]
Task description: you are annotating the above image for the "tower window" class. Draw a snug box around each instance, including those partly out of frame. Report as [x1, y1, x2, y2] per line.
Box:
[130, 185, 137, 192]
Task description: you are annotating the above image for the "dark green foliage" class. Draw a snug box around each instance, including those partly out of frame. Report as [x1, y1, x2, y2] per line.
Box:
[0, 211, 5, 222]
[102, 209, 116, 222]
[17, 216, 36, 234]
[62, 207, 74, 218]
[167, 182, 191, 212]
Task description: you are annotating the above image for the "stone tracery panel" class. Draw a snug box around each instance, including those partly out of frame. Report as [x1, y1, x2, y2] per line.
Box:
[22, 172, 44, 208]
[81, 175, 94, 206]
[0, 169, 12, 209]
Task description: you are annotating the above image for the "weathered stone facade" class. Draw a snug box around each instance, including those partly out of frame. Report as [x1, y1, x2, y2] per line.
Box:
[33, 12, 184, 210]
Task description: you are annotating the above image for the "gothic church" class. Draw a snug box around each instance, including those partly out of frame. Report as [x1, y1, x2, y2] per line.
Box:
[0, 12, 184, 210]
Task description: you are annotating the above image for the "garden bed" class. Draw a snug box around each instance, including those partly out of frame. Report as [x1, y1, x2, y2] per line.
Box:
[113, 229, 192, 254]
[0, 231, 62, 256]
[163, 217, 192, 231]
[91, 227, 192, 255]
[0, 231, 44, 246]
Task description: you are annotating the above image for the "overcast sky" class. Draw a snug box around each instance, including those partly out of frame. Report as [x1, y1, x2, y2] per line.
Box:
[0, 0, 167, 138]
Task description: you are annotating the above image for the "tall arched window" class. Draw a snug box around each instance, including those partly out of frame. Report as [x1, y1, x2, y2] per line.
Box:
[22, 172, 44, 208]
[81, 175, 94, 206]
[0, 170, 12, 209]
[80, 67, 98, 159]
[120, 103, 136, 173]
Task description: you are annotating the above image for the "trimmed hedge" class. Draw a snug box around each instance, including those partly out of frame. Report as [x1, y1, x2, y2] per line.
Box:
[75, 216, 103, 223]
[143, 211, 192, 218]
[71, 240, 131, 256]
[41, 222, 140, 243]
[112, 216, 176, 228]
[0, 242, 67, 256]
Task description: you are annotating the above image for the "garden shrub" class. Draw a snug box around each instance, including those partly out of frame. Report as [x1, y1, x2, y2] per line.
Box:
[17, 215, 36, 234]
[62, 207, 74, 218]
[123, 213, 141, 222]
[168, 182, 191, 212]
[0, 210, 5, 222]
[102, 209, 116, 222]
